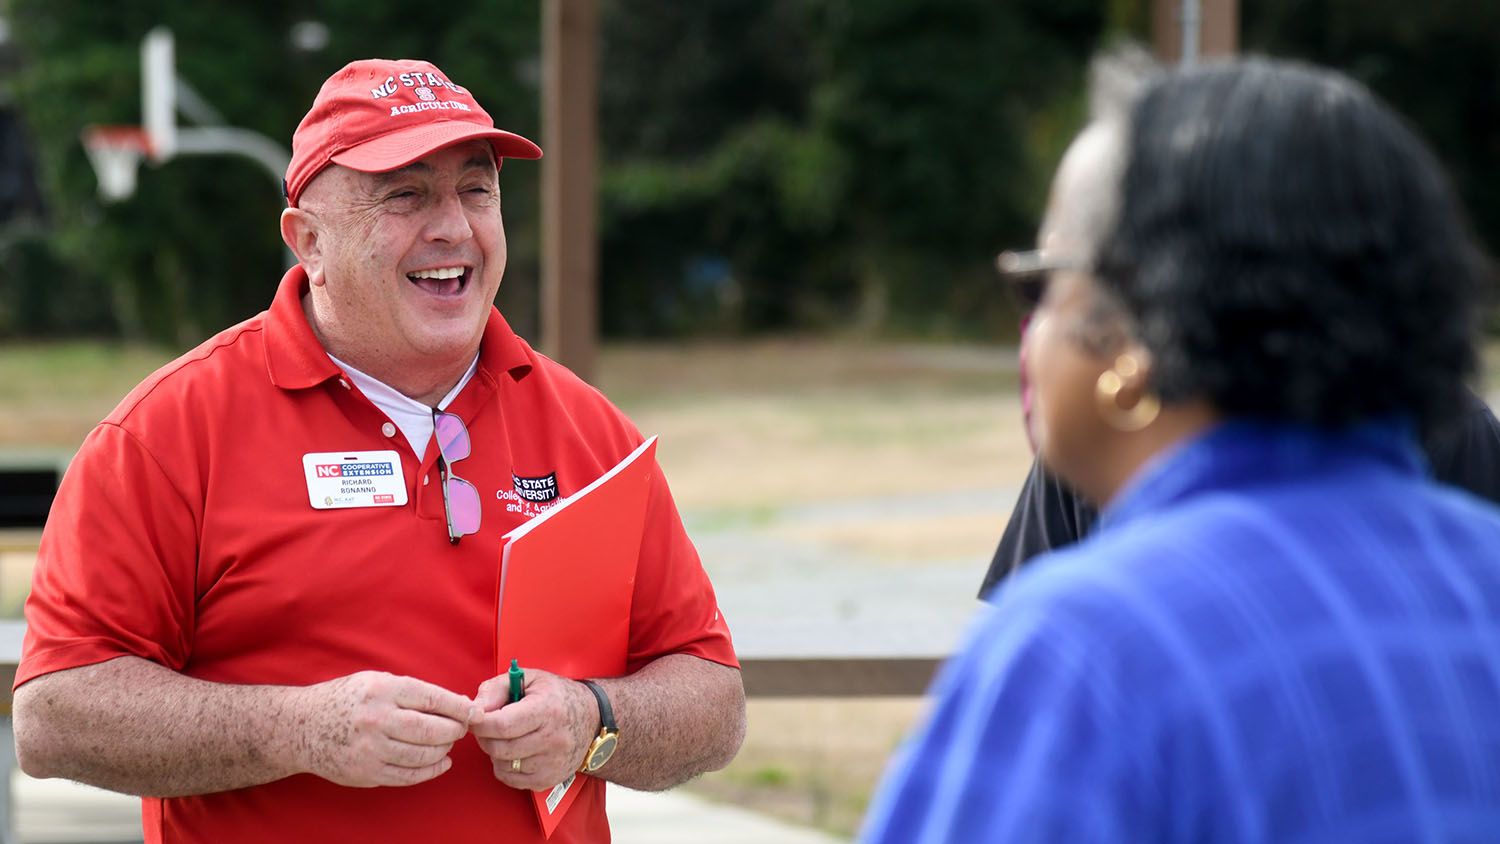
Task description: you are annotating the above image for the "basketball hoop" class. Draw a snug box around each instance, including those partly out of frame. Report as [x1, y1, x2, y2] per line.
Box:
[81, 125, 152, 203]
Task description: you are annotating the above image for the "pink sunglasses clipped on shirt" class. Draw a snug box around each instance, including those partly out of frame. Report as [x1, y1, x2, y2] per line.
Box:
[433, 409, 481, 544]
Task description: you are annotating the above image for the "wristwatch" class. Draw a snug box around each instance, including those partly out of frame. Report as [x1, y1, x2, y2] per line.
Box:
[579, 680, 619, 773]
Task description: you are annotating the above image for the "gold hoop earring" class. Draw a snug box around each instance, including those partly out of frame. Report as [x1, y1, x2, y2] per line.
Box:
[1095, 356, 1160, 432]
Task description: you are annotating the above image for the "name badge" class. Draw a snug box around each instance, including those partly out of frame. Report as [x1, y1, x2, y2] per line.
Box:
[302, 450, 408, 510]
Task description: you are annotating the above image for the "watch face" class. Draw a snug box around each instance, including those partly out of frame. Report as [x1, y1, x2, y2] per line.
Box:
[587, 734, 618, 772]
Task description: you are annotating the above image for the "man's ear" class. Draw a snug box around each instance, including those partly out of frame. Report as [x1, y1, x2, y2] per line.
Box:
[280, 207, 324, 286]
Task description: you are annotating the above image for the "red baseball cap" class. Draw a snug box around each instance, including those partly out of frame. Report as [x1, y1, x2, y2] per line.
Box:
[284, 58, 542, 206]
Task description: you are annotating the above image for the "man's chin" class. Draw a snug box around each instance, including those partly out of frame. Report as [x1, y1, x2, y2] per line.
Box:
[403, 320, 487, 361]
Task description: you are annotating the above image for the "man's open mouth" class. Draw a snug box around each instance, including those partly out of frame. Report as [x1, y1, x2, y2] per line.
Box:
[407, 266, 471, 295]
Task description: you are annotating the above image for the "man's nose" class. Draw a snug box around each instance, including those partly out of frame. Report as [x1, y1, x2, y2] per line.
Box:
[424, 191, 474, 243]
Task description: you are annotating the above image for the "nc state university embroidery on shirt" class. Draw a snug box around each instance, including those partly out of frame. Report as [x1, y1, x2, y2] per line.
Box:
[512, 472, 559, 503]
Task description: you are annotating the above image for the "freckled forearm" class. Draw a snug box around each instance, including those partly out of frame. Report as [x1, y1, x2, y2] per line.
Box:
[14, 656, 311, 797]
[591, 654, 746, 791]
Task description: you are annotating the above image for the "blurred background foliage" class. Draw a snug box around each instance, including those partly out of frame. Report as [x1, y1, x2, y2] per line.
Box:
[0, 0, 1496, 345]
[0, 0, 543, 345]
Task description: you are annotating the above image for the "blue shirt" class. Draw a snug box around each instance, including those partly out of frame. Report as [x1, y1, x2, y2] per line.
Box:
[862, 421, 1500, 843]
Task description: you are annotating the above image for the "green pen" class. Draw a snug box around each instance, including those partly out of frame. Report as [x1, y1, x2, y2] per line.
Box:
[508, 658, 525, 703]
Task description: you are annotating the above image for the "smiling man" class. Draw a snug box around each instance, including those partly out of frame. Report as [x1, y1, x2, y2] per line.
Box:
[13, 59, 745, 843]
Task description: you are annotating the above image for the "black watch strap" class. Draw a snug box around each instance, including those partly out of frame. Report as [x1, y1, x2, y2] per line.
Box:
[582, 680, 617, 731]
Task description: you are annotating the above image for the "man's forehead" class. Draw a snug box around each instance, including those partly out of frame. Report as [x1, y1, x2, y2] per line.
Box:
[299, 142, 498, 208]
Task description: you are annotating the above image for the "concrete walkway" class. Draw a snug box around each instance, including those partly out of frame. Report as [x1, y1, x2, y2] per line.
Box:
[11, 774, 848, 843]
[610, 785, 847, 843]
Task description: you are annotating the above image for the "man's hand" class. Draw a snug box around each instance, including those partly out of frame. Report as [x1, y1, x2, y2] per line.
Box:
[294, 671, 482, 788]
[471, 668, 596, 790]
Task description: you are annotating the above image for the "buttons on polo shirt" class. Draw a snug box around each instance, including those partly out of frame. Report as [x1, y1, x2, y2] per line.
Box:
[382, 422, 396, 438]
[339, 377, 351, 389]
[423, 475, 430, 486]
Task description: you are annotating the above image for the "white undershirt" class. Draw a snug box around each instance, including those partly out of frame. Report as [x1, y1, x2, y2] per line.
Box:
[328, 353, 479, 459]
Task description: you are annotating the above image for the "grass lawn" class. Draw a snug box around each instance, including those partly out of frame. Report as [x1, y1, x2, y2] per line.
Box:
[0, 341, 180, 449]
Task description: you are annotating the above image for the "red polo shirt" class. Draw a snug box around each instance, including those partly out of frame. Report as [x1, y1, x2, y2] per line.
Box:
[19, 268, 738, 843]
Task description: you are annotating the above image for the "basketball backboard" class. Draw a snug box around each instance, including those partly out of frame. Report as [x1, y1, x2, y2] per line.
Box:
[142, 27, 176, 162]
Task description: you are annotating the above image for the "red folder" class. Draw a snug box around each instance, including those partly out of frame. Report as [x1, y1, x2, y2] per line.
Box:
[495, 436, 658, 837]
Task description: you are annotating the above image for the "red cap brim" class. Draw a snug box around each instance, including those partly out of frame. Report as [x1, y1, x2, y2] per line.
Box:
[330, 122, 542, 174]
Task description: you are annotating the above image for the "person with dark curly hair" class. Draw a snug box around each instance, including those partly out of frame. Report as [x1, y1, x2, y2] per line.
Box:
[862, 53, 1500, 843]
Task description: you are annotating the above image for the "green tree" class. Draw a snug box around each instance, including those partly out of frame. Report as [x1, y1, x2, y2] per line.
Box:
[597, 0, 836, 335]
[596, 0, 1106, 338]
[811, 0, 1103, 335]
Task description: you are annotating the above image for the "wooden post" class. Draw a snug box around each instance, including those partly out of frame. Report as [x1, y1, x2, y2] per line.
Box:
[541, 0, 600, 381]
[1152, 0, 1239, 64]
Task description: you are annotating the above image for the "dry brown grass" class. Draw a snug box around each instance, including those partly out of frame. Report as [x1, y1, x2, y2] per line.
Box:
[687, 698, 932, 838]
[0, 549, 35, 617]
[597, 340, 1032, 511]
[770, 510, 1012, 564]
[0, 342, 176, 449]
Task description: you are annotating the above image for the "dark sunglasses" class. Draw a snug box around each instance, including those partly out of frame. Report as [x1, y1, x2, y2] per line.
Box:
[433, 409, 481, 544]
